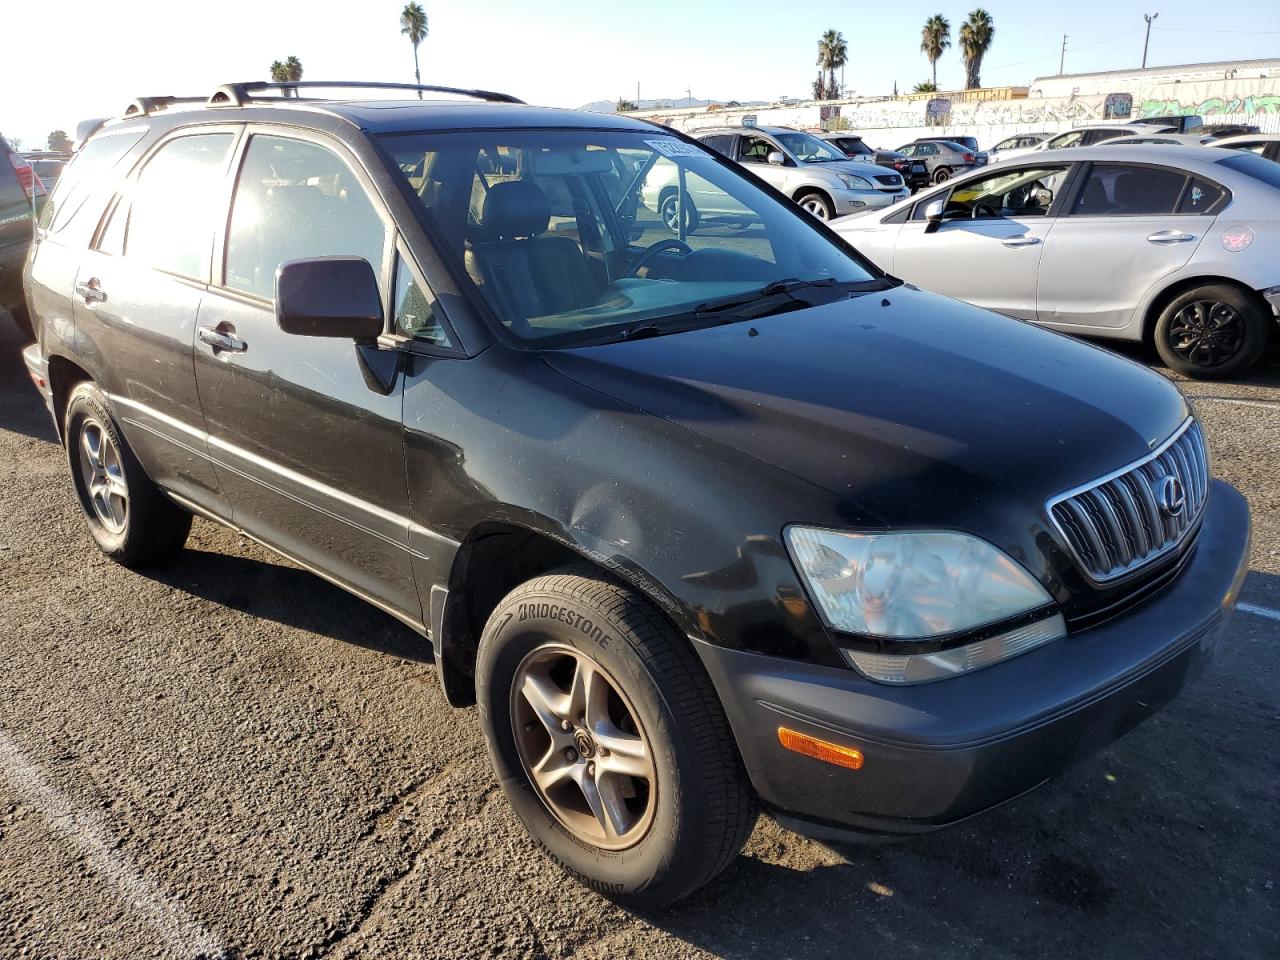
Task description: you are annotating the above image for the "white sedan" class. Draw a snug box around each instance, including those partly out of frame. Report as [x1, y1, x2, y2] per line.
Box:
[832, 144, 1280, 379]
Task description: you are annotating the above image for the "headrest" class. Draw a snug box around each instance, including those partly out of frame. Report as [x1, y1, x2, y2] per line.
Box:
[482, 180, 550, 240]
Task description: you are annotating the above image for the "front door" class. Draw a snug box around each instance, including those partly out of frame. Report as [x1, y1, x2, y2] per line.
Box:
[1037, 162, 1217, 330]
[193, 129, 421, 624]
[891, 163, 1073, 320]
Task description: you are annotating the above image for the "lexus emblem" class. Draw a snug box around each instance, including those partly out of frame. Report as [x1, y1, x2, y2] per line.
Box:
[1158, 475, 1186, 518]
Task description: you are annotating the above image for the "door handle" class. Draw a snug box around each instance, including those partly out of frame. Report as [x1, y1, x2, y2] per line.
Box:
[1001, 235, 1041, 247]
[75, 278, 106, 303]
[198, 325, 248, 353]
[1147, 230, 1196, 244]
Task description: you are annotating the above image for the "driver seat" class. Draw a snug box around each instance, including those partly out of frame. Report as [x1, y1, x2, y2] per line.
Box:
[465, 180, 603, 321]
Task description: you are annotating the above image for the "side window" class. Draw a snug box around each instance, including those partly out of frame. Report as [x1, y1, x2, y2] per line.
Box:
[942, 165, 1070, 220]
[1085, 129, 1125, 146]
[225, 135, 388, 300]
[739, 137, 775, 163]
[41, 129, 146, 236]
[125, 133, 234, 280]
[393, 254, 452, 346]
[917, 143, 938, 157]
[96, 197, 129, 256]
[993, 136, 1018, 152]
[1048, 131, 1085, 150]
[700, 135, 734, 156]
[896, 145, 914, 156]
[1073, 165, 1189, 216]
[1177, 177, 1226, 214]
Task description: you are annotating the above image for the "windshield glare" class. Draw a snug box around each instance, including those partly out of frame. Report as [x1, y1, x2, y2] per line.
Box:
[380, 130, 875, 345]
[775, 133, 848, 163]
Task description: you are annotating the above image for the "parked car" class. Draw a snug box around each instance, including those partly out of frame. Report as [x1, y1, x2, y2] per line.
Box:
[832, 145, 1280, 379]
[1, 136, 46, 339]
[817, 133, 931, 189]
[1188, 123, 1261, 140]
[652, 124, 909, 222]
[22, 151, 71, 186]
[914, 135, 989, 166]
[987, 132, 1051, 164]
[1135, 114, 1204, 133]
[1103, 133, 1217, 147]
[1034, 124, 1179, 152]
[22, 84, 1251, 906]
[893, 139, 979, 184]
[1211, 132, 1280, 163]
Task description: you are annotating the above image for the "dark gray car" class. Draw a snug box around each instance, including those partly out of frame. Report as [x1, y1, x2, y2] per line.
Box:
[1, 137, 46, 338]
[894, 139, 979, 184]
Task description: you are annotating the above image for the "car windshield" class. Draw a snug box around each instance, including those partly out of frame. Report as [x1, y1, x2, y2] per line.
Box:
[774, 133, 848, 163]
[379, 129, 878, 346]
[1218, 151, 1280, 189]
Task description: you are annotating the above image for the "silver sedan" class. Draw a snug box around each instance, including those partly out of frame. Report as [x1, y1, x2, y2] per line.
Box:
[831, 145, 1280, 378]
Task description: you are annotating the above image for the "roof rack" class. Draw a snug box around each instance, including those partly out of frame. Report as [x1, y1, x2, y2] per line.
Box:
[123, 96, 209, 118]
[207, 81, 525, 107]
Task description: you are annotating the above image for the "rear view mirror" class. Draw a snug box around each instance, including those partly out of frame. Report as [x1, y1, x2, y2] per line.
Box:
[275, 257, 384, 340]
[766, 151, 786, 166]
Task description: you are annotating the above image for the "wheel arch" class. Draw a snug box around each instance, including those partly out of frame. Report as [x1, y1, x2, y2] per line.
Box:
[791, 184, 833, 207]
[45, 353, 96, 441]
[1140, 274, 1271, 343]
[433, 518, 700, 708]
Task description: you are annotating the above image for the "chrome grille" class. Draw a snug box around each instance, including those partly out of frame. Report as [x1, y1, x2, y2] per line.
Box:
[874, 174, 902, 186]
[1048, 419, 1209, 583]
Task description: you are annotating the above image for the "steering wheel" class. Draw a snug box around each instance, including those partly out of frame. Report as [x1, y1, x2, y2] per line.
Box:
[971, 202, 1001, 219]
[626, 238, 693, 278]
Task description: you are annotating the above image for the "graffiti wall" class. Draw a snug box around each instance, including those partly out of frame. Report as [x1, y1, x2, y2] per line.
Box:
[642, 75, 1280, 148]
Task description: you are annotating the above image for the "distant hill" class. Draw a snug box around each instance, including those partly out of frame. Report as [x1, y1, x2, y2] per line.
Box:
[577, 96, 767, 114]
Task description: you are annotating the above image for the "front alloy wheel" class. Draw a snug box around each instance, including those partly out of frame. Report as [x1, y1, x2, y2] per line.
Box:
[512, 644, 656, 850]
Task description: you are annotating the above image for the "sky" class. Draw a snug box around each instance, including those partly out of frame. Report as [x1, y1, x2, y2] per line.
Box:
[4, 0, 1280, 150]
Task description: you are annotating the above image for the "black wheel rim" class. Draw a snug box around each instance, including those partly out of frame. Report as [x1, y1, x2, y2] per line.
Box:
[1168, 300, 1245, 369]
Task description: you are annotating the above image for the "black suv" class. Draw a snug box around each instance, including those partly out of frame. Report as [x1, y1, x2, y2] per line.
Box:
[1, 134, 46, 338]
[21, 82, 1251, 906]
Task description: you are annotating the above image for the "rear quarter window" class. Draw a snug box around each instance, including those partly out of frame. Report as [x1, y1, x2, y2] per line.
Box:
[40, 129, 147, 238]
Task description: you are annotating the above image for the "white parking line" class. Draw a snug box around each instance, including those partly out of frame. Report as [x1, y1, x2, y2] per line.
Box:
[1238, 602, 1280, 623]
[0, 730, 227, 959]
[1191, 397, 1280, 412]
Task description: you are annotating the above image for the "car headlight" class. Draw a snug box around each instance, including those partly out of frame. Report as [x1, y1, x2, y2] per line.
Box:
[837, 173, 873, 190]
[785, 527, 1064, 683]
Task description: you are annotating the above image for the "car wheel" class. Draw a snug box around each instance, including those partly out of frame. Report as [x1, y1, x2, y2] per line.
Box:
[932, 166, 952, 184]
[64, 381, 192, 566]
[476, 567, 758, 906]
[9, 303, 34, 341]
[1153, 284, 1270, 380]
[797, 191, 835, 220]
[658, 192, 699, 234]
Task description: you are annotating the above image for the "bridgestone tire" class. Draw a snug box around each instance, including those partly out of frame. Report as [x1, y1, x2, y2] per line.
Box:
[476, 567, 758, 906]
[64, 381, 192, 567]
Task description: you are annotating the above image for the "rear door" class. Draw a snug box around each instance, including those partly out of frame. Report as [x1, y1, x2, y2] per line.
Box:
[72, 128, 238, 512]
[1037, 161, 1218, 331]
[891, 162, 1073, 319]
[193, 127, 421, 624]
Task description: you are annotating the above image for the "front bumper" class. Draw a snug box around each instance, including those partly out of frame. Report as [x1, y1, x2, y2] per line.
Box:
[695, 479, 1250, 840]
[835, 187, 910, 213]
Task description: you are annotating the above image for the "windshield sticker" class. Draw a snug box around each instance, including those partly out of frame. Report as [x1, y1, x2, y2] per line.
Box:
[645, 138, 705, 158]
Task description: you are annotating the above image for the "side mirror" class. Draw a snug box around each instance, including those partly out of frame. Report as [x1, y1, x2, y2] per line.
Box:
[923, 198, 945, 234]
[275, 257, 384, 340]
[766, 151, 786, 166]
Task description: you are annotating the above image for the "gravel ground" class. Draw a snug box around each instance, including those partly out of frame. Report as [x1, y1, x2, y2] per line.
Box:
[0, 312, 1277, 960]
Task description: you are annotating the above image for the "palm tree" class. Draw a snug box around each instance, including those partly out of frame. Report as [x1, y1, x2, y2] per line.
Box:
[920, 15, 951, 90]
[400, 3, 429, 99]
[269, 57, 303, 95]
[815, 30, 848, 100]
[913, 80, 938, 94]
[959, 9, 995, 90]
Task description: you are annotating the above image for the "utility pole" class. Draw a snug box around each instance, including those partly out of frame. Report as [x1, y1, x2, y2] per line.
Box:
[1142, 12, 1158, 68]
[1059, 35, 1067, 75]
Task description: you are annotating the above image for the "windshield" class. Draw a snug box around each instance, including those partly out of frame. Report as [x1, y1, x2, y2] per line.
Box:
[1218, 152, 1280, 190]
[379, 129, 877, 345]
[774, 132, 848, 163]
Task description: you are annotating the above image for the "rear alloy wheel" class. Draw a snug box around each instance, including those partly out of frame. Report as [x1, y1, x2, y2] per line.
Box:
[476, 568, 758, 906]
[64, 381, 192, 566]
[658, 192, 699, 235]
[932, 166, 952, 184]
[797, 191, 835, 221]
[1153, 284, 1269, 380]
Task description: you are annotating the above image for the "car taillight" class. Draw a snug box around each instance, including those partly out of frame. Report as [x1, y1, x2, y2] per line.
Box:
[963, 152, 976, 163]
[8, 154, 45, 199]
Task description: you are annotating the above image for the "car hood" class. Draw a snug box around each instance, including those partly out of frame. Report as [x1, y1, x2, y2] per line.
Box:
[543, 286, 1189, 531]
[810, 160, 902, 180]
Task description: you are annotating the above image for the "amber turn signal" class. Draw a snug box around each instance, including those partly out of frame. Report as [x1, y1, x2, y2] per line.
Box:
[777, 727, 864, 770]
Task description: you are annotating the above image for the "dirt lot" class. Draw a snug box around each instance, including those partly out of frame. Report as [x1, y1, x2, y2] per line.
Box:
[0, 313, 1277, 960]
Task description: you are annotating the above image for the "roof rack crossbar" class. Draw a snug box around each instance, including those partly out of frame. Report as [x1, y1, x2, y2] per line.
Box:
[207, 81, 524, 107]
[124, 96, 211, 118]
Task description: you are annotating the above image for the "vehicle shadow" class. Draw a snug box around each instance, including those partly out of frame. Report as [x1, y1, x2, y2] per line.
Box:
[633, 568, 1280, 960]
[0, 312, 58, 443]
